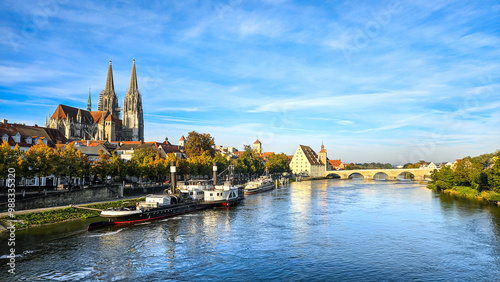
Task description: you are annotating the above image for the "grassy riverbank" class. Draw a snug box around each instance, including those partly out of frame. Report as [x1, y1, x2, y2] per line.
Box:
[0, 197, 144, 231]
[429, 185, 500, 205]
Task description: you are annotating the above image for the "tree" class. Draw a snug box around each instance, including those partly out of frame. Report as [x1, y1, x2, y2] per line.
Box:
[429, 166, 455, 191]
[0, 141, 23, 190]
[213, 153, 229, 174]
[24, 140, 57, 192]
[92, 150, 110, 184]
[487, 160, 500, 192]
[233, 145, 264, 175]
[108, 152, 127, 183]
[266, 153, 291, 174]
[185, 131, 215, 157]
[165, 153, 190, 180]
[130, 147, 158, 181]
[454, 157, 482, 187]
[59, 143, 86, 189]
[188, 153, 213, 176]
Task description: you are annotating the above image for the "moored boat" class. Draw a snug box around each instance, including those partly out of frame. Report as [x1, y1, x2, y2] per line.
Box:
[244, 175, 274, 195]
[88, 194, 203, 230]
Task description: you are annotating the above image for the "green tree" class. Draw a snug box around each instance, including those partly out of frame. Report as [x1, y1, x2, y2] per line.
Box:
[185, 131, 215, 157]
[233, 145, 264, 175]
[266, 153, 291, 174]
[92, 150, 110, 184]
[130, 147, 158, 181]
[24, 140, 57, 192]
[60, 143, 87, 189]
[429, 166, 455, 191]
[165, 153, 191, 180]
[213, 153, 229, 174]
[188, 152, 213, 176]
[108, 152, 127, 183]
[0, 141, 24, 190]
[487, 160, 500, 192]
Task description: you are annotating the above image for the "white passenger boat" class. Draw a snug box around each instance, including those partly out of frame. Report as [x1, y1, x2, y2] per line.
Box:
[244, 175, 274, 195]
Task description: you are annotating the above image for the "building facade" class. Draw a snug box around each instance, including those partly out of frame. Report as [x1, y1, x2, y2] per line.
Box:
[47, 59, 144, 142]
[289, 145, 326, 177]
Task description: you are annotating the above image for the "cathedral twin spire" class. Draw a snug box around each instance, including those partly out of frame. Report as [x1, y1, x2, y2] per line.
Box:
[95, 59, 144, 141]
[123, 58, 144, 141]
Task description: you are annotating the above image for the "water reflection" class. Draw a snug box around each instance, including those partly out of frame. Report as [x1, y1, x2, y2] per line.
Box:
[1, 180, 500, 281]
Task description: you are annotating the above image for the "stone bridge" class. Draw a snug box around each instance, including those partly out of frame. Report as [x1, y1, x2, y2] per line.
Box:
[325, 168, 435, 181]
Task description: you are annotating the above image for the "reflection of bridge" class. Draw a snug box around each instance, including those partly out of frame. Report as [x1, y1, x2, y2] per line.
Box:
[325, 168, 435, 181]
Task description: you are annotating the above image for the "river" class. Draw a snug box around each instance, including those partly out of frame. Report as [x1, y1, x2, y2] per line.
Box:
[2, 180, 500, 281]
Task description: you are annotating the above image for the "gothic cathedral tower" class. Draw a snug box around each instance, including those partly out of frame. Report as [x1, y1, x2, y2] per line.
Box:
[123, 59, 144, 141]
[98, 60, 120, 120]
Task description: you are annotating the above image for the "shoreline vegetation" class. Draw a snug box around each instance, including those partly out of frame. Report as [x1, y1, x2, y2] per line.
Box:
[0, 197, 144, 232]
[427, 150, 500, 206]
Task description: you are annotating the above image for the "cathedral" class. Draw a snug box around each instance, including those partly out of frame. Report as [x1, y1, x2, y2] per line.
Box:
[47, 59, 144, 142]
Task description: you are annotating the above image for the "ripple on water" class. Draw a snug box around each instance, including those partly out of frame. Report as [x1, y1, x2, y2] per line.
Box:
[2, 180, 500, 281]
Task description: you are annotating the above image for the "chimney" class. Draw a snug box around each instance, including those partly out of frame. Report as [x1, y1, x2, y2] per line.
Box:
[87, 140, 90, 146]
[1, 119, 7, 124]
[34, 124, 38, 127]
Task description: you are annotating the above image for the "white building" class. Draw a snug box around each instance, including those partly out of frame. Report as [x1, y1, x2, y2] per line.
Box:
[289, 145, 326, 177]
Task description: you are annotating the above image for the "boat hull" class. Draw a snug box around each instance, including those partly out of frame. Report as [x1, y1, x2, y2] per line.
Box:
[88, 202, 204, 230]
[244, 183, 274, 195]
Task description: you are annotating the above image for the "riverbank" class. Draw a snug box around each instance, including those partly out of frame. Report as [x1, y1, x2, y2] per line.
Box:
[0, 197, 144, 232]
[428, 185, 500, 205]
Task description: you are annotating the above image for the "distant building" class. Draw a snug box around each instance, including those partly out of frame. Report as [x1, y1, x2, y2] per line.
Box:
[253, 138, 262, 154]
[420, 162, 437, 169]
[317, 143, 334, 170]
[179, 135, 186, 148]
[289, 145, 325, 177]
[115, 140, 185, 161]
[0, 119, 67, 151]
[73, 142, 111, 162]
[437, 162, 452, 168]
[329, 159, 344, 170]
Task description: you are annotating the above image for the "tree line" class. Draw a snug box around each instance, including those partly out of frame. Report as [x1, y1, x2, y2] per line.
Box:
[428, 151, 500, 192]
[0, 131, 291, 190]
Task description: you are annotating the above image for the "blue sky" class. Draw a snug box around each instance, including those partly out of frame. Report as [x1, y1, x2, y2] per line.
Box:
[1, 0, 499, 164]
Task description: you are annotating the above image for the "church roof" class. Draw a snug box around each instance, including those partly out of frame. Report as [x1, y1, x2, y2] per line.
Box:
[51, 104, 93, 123]
[254, 139, 261, 144]
[179, 135, 185, 141]
[91, 111, 107, 123]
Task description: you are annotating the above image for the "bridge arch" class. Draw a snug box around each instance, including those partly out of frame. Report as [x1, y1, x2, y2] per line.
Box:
[348, 172, 364, 179]
[374, 172, 388, 180]
[397, 171, 415, 180]
[326, 173, 341, 179]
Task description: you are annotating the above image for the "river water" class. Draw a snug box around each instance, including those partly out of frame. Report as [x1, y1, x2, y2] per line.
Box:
[2, 180, 500, 281]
